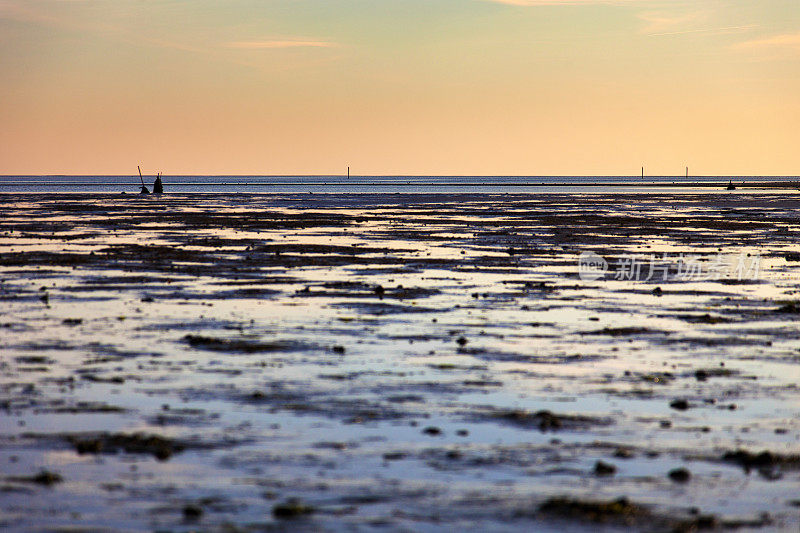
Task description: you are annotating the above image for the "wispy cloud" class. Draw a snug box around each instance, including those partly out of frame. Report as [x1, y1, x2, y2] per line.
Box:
[224, 40, 337, 50]
[635, 9, 757, 39]
[733, 32, 800, 51]
[647, 24, 757, 37]
[637, 10, 705, 35]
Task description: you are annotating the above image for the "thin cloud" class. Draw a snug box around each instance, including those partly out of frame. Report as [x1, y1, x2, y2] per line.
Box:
[734, 33, 800, 51]
[648, 25, 757, 37]
[225, 40, 337, 50]
[637, 10, 706, 35]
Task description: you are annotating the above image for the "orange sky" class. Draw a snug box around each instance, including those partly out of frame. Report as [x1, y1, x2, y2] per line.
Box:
[0, 0, 798, 176]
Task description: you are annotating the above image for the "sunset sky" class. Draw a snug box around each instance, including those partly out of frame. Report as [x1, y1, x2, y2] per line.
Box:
[1, 0, 798, 176]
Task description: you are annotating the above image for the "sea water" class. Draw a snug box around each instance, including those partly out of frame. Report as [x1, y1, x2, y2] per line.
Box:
[0, 174, 797, 194]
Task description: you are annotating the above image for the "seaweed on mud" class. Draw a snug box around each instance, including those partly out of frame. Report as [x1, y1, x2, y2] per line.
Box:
[148, 407, 215, 427]
[256, 243, 402, 255]
[241, 385, 413, 423]
[661, 335, 769, 348]
[675, 313, 733, 324]
[295, 283, 440, 300]
[692, 367, 742, 381]
[272, 498, 316, 519]
[534, 496, 720, 531]
[627, 371, 675, 385]
[40, 401, 127, 414]
[582, 327, 668, 337]
[208, 276, 298, 286]
[6, 470, 63, 486]
[537, 497, 648, 524]
[183, 334, 307, 353]
[0, 251, 97, 267]
[13, 356, 53, 365]
[775, 302, 800, 314]
[328, 302, 440, 315]
[721, 449, 800, 473]
[472, 408, 612, 432]
[65, 432, 191, 461]
[500, 280, 559, 293]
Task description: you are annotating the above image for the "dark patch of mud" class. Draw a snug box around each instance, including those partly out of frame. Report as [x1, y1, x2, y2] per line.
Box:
[183, 334, 312, 354]
[581, 327, 669, 337]
[534, 497, 723, 531]
[328, 301, 441, 315]
[469, 407, 613, 432]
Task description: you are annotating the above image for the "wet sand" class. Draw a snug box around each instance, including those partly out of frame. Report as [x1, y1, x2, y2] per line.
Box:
[2, 192, 800, 531]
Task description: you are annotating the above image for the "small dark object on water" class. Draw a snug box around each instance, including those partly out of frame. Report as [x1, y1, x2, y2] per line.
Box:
[62, 318, 83, 326]
[726, 180, 736, 190]
[11, 470, 63, 486]
[594, 461, 616, 476]
[140, 185, 150, 194]
[40, 293, 49, 304]
[272, 498, 315, 519]
[332, 345, 346, 354]
[652, 286, 663, 296]
[668, 467, 691, 483]
[383, 452, 406, 461]
[182, 504, 203, 520]
[153, 174, 163, 195]
[456, 336, 468, 347]
[374, 285, 384, 296]
[670, 399, 690, 410]
[613, 448, 634, 459]
[422, 426, 442, 436]
[33, 470, 63, 485]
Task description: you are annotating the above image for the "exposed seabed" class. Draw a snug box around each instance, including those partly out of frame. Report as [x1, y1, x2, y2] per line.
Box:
[1, 192, 800, 531]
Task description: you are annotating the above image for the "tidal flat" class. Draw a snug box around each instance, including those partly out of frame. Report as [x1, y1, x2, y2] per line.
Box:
[2, 192, 800, 531]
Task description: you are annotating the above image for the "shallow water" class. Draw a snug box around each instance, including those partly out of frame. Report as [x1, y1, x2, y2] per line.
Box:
[1, 192, 800, 531]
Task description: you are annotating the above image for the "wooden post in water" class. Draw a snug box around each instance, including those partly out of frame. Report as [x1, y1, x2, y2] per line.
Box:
[686, 166, 688, 179]
[641, 166, 644, 179]
[347, 166, 350, 179]
[138, 165, 145, 187]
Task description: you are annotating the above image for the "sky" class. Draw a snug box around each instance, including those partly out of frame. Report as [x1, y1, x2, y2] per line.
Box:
[0, 0, 798, 176]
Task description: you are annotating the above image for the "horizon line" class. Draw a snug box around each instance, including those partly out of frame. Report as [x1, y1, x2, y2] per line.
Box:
[2, 174, 799, 178]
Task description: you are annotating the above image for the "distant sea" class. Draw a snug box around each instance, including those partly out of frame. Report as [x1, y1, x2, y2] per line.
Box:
[0, 175, 797, 194]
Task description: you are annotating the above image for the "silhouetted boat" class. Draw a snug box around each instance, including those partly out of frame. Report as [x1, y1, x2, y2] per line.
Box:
[726, 180, 736, 190]
[138, 165, 150, 194]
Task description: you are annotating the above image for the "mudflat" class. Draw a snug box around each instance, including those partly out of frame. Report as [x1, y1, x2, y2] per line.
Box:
[1, 192, 799, 531]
